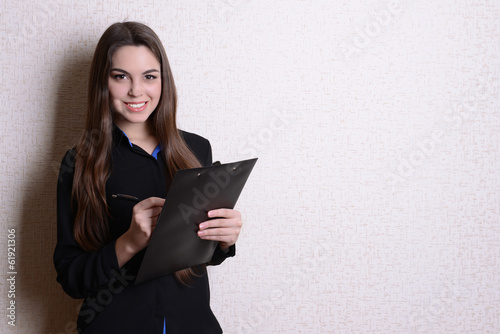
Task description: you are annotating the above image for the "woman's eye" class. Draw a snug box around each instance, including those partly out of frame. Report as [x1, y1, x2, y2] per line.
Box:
[145, 75, 157, 80]
[113, 74, 127, 80]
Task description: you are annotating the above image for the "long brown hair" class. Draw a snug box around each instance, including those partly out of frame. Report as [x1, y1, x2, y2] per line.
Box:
[72, 21, 202, 284]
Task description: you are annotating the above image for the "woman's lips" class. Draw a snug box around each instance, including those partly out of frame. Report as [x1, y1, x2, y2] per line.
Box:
[124, 101, 148, 112]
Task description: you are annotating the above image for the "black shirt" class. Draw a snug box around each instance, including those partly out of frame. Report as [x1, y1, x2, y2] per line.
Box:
[53, 126, 234, 333]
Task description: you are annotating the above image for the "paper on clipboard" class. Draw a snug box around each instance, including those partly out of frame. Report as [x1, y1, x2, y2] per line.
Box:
[135, 158, 257, 284]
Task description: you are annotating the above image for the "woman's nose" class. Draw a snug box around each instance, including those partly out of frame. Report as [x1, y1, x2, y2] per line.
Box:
[128, 81, 143, 97]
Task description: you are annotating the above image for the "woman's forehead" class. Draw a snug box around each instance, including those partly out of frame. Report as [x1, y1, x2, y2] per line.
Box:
[111, 45, 160, 69]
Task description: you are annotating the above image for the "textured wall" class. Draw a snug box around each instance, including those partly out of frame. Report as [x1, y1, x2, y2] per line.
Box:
[1, 1, 499, 333]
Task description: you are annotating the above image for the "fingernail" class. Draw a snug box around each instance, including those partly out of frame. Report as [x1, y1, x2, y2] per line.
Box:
[199, 223, 206, 229]
[208, 211, 214, 218]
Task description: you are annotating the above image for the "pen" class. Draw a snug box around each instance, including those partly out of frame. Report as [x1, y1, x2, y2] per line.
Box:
[112, 194, 141, 203]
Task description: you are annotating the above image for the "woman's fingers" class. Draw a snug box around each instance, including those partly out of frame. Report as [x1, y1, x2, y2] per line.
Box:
[133, 197, 164, 222]
[198, 217, 243, 231]
[146, 205, 163, 219]
[198, 209, 243, 248]
[207, 208, 241, 220]
[129, 197, 165, 240]
[198, 227, 235, 239]
[134, 197, 165, 211]
[200, 209, 242, 228]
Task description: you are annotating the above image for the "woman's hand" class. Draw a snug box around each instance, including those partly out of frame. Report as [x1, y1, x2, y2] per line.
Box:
[115, 197, 165, 267]
[197, 209, 243, 250]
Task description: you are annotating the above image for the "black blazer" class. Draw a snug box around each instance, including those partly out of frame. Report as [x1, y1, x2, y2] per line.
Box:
[53, 127, 234, 333]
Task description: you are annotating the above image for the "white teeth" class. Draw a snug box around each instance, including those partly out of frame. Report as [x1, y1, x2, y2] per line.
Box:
[127, 102, 146, 108]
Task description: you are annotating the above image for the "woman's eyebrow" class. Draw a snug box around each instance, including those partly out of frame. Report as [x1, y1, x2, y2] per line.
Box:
[143, 69, 160, 74]
[110, 68, 160, 75]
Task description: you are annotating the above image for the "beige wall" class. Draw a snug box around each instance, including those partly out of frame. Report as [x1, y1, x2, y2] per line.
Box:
[1, 1, 499, 333]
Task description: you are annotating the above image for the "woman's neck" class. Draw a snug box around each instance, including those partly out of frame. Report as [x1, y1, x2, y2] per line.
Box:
[116, 120, 155, 141]
[115, 120, 159, 154]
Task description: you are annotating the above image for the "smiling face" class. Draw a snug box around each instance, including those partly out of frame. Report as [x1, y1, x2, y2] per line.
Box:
[108, 45, 162, 129]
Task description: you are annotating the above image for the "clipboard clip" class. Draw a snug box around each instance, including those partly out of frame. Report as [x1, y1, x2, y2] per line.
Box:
[212, 160, 237, 171]
[198, 161, 221, 177]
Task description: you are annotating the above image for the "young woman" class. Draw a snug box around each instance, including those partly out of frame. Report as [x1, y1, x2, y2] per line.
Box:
[53, 21, 242, 333]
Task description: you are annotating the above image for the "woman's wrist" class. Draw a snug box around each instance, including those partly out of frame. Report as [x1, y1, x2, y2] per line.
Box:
[219, 243, 232, 253]
[115, 232, 139, 267]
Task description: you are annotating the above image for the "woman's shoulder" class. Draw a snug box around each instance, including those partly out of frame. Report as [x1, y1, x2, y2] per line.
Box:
[179, 130, 212, 166]
[59, 147, 77, 171]
[56, 147, 77, 185]
[179, 130, 210, 147]
[179, 130, 211, 154]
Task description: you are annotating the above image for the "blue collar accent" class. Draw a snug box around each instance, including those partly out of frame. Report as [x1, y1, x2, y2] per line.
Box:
[151, 145, 161, 159]
[115, 125, 161, 160]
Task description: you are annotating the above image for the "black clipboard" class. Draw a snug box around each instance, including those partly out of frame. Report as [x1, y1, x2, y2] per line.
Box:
[135, 158, 257, 284]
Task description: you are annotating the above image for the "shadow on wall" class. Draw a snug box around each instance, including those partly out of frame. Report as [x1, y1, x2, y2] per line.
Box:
[18, 46, 92, 333]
